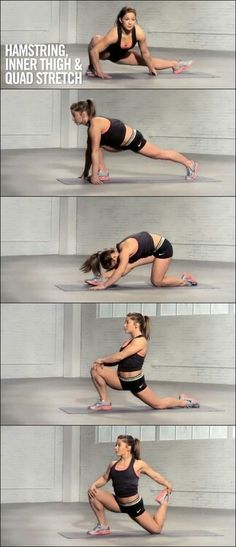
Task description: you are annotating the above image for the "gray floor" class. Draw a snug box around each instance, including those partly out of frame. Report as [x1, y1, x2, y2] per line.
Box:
[1, 377, 235, 425]
[2, 45, 235, 89]
[1, 255, 235, 303]
[1, 502, 234, 546]
[2, 149, 234, 197]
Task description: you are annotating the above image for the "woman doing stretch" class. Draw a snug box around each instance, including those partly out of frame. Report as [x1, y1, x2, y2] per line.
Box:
[81, 231, 198, 290]
[87, 435, 172, 535]
[71, 99, 199, 184]
[86, 6, 193, 79]
[89, 312, 200, 411]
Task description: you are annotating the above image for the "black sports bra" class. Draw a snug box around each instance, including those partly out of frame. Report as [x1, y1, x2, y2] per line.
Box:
[118, 335, 146, 373]
[108, 24, 138, 63]
[117, 231, 155, 263]
[109, 456, 139, 497]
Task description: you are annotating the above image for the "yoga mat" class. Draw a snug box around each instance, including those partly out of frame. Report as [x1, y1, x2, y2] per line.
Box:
[55, 283, 219, 292]
[59, 530, 222, 539]
[59, 405, 223, 414]
[57, 175, 221, 185]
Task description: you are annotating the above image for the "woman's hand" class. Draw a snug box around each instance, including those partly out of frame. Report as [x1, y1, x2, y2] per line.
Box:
[87, 175, 103, 185]
[165, 481, 173, 494]
[88, 483, 98, 498]
[95, 71, 112, 79]
[89, 282, 107, 290]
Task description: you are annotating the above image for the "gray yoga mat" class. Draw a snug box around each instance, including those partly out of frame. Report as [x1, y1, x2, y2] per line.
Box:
[59, 405, 223, 414]
[55, 283, 219, 292]
[57, 175, 221, 185]
[59, 530, 222, 539]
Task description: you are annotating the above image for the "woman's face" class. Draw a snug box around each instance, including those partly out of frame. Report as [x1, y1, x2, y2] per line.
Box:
[120, 12, 136, 31]
[115, 439, 130, 457]
[71, 110, 87, 125]
[123, 317, 136, 334]
[108, 251, 119, 270]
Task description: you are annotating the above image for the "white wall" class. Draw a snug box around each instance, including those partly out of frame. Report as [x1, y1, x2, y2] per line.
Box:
[1, 426, 63, 503]
[77, 0, 235, 51]
[76, 197, 235, 262]
[1, 198, 60, 255]
[1, 1, 61, 43]
[1, 90, 62, 149]
[1, 304, 64, 378]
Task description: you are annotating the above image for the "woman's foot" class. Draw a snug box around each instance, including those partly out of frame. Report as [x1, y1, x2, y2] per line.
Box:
[173, 60, 193, 74]
[155, 488, 170, 505]
[88, 400, 113, 411]
[179, 393, 200, 408]
[181, 272, 198, 286]
[87, 523, 111, 536]
[185, 161, 199, 181]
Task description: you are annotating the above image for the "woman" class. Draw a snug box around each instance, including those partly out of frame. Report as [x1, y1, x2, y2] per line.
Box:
[88, 312, 200, 411]
[80, 230, 198, 290]
[70, 100, 199, 185]
[86, 6, 193, 79]
[87, 434, 172, 535]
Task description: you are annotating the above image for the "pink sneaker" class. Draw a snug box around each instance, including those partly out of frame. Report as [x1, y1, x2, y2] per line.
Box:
[173, 60, 193, 75]
[87, 524, 111, 535]
[179, 393, 200, 408]
[155, 488, 170, 505]
[88, 401, 112, 411]
[98, 170, 110, 182]
[181, 272, 198, 286]
[185, 161, 199, 181]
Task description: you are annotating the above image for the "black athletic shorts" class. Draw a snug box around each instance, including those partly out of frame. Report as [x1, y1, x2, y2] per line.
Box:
[119, 373, 147, 393]
[115, 495, 145, 518]
[120, 129, 146, 153]
[153, 237, 173, 259]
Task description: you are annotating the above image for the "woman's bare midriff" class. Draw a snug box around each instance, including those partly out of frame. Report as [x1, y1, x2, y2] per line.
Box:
[116, 493, 140, 504]
[118, 369, 145, 379]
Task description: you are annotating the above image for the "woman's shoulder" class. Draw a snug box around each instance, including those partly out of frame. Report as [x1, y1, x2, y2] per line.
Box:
[135, 24, 145, 39]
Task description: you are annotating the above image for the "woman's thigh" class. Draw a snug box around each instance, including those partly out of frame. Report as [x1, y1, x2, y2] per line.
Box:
[93, 490, 121, 513]
[96, 366, 123, 390]
[133, 510, 161, 534]
[151, 257, 172, 283]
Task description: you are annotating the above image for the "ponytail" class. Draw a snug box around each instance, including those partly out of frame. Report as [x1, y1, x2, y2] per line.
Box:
[70, 99, 96, 119]
[80, 252, 101, 275]
[126, 312, 151, 340]
[117, 435, 141, 460]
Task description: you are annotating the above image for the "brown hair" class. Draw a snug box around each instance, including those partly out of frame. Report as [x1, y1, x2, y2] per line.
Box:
[70, 99, 96, 119]
[117, 434, 141, 459]
[80, 248, 116, 275]
[116, 6, 137, 25]
[126, 312, 151, 340]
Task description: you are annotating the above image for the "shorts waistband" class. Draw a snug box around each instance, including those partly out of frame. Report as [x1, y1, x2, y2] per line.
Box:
[118, 495, 141, 507]
[154, 236, 165, 252]
[118, 372, 144, 382]
[122, 129, 137, 147]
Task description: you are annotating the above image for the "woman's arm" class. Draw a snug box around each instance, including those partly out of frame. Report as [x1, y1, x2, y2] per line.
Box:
[95, 337, 146, 365]
[89, 122, 103, 184]
[136, 27, 157, 75]
[88, 463, 112, 497]
[139, 460, 173, 493]
[104, 256, 154, 278]
[90, 28, 117, 79]
[80, 134, 92, 178]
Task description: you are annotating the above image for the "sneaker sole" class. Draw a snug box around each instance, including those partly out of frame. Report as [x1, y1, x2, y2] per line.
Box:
[88, 406, 112, 411]
[174, 61, 193, 75]
[155, 489, 168, 504]
[87, 530, 112, 535]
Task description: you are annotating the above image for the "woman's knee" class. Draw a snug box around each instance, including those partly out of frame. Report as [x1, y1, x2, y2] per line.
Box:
[151, 277, 163, 287]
